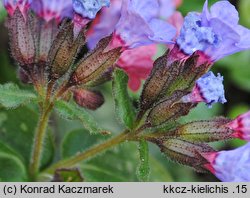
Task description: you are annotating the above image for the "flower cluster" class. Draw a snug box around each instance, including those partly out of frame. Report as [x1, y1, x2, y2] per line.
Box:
[177, 0, 250, 61]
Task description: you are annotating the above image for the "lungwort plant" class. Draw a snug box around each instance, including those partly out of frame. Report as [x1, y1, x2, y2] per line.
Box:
[1, 0, 250, 182]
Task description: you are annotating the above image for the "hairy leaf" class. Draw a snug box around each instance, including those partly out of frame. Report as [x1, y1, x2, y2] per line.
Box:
[113, 69, 136, 129]
[0, 83, 36, 108]
[55, 100, 105, 134]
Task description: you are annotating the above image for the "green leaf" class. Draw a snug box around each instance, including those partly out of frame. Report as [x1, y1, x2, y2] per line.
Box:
[55, 100, 105, 134]
[0, 140, 21, 158]
[61, 129, 105, 159]
[137, 140, 150, 182]
[53, 168, 84, 182]
[112, 69, 136, 129]
[0, 152, 27, 181]
[0, 107, 54, 168]
[0, 83, 36, 109]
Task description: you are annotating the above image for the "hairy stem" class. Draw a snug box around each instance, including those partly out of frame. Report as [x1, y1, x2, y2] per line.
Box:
[43, 130, 131, 175]
[29, 103, 53, 180]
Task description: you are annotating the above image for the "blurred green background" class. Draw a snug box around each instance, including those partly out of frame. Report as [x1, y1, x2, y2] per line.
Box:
[0, 0, 250, 182]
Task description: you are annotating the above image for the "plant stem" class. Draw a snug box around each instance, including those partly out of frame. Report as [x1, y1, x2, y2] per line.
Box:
[43, 130, 130, 175]
[29, 103, 53, 180]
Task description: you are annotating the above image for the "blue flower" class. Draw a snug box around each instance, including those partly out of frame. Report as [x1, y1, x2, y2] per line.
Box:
[109, 0, 176, 49]
[181, 71, 227, 107]
[212, 143, 250, 182]
[73, 0, 110, 19]
[177, 0, 250, 61]
[196, 71, 227, 107]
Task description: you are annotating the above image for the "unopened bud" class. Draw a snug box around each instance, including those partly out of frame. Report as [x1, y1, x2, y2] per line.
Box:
[7, 9, 36, 68]
[158, 138, 214, 172]
[48, 20, 86, 80]
[36, 19, 58, 62]
[139, 50, 179, 113]
[146, 91, 194, 127]
[73, 88, 104, 110]
[70, 36, 122, 85]
[174, 118, 233, 142]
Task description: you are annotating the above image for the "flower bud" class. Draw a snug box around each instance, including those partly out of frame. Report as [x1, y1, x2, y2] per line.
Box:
[69, 36, 122, 85]
[85, 66, 114, 87]
[139, 50, 177, 113]
[174, 117, 233, 142]
[73, 89, 104, 110]
[202, 143, 250, 181]
[139, 50, 211, 116]
[146, 91, 194, 127]
[36, 19, 58, 63]
[226, 111, 250, 141]
[48, 21, 86, 80]
[157, 138, 214, 172]
[7, 9, 36, 69]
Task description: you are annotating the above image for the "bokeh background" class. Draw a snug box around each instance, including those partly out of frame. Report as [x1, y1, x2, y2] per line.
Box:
[0, 0, 250, 181]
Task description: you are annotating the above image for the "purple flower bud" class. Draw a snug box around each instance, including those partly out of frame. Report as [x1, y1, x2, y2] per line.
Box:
[108, 0, 176, 49]
[30, 0, 73, 22]
[204, 143, 250, 182]
[177, 0, 250, 61]
[227, 111, 250, 141]
[73, 0, 110, 19]
[181, 71, 227, 107]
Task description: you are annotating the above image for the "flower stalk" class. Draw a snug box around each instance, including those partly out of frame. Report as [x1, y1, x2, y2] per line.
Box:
[29, 102, 54, 180]
[43, 130, 131, 175]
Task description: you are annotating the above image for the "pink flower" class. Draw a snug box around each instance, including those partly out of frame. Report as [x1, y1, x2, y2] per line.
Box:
[3, 0, 32, 17]
[227, 111, 250, 141]
[30, 0, 73, 22]
[116, 44, 158, 91]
